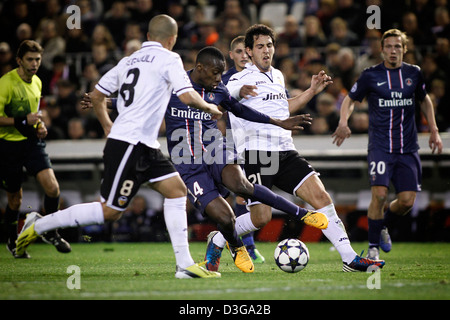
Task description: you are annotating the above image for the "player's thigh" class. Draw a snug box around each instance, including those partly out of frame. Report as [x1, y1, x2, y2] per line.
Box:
[391, 152, 422, 194]
[178, 163, 230, 214]
[0, 139, 26, 194]
[367, 149, 392, 188]
[151, 173, 186, 199]
[295, 174, 332, 209]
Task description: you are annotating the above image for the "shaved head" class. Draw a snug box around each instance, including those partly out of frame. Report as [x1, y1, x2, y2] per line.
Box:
[148, 14, 178, 41]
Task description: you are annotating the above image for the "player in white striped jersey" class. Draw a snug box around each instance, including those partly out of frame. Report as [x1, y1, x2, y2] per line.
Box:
[16, 15, 221, 279]
[227, 24, 385, 272]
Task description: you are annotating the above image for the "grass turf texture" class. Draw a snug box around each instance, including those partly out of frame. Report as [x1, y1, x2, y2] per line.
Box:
[1, 242, 449, 300]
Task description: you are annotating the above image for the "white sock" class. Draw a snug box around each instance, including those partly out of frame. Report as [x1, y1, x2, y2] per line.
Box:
[163, 196, 195, 268]
[34, 202, 104, 235]
[212, 212, 258, 248]
[319, 203, 357, 264]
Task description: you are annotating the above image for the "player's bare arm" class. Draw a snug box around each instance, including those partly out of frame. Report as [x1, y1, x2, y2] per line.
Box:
[288, 70, 333, 114]
[420, 95, 443, 154]
[90, 88, 113, 136]
[332, 95, 355, 147]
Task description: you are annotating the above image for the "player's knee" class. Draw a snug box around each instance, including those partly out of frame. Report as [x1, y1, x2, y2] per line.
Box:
[45, 184, 60, 198]
[398, 194, 416, 213]
[230, 178, 253, 198]
[102, 206, 122, 222]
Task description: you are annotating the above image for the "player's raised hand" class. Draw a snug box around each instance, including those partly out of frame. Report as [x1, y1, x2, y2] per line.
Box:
[311, 70, 333, 94]
[271, 113, 313, 131]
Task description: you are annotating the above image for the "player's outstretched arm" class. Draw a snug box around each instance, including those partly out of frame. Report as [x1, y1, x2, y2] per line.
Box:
[332, 95, 355, 147]
[178, 90, 222, 119]
[288, 70, 333, 114]
[269, 114, 313, 131]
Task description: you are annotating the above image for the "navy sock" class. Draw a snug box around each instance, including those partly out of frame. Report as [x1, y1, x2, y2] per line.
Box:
[218, 224, 243, 248]
[43, 194, 60, 215]
[5, 205, 19, 242]
[383, 207, 394, 229]
[251, 184, 307, 218]
[368, 218, 384, 248]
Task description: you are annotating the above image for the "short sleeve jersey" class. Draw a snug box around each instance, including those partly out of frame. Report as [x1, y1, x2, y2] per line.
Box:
[165, 70, 267, 162]
[226, 63, 295, 154]
[95, 41, 194, 149]
[0, 69, 42, 141]
[348, 62, 427, 153]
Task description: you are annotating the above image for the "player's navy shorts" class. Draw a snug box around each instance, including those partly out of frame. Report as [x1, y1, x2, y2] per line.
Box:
[101, 138, 179, 210]
[0, 138, 52, 193]
[174, 142, 238, 213]
[242, 150, 317, 206]
[367, 149, 422, 192]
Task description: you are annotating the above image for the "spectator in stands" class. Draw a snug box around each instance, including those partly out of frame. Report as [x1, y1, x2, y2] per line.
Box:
[435, 36, 450, 76]
[64, 26, 91, 53]
[334, 0, 364, 39]
[121, 21, 144, 52]
[301, 15, 328, 47]
[316, 0, 337, 37]
[91, 43, 116, 75]
[13, 23, 33, 52]
[55, 79, 79, 129]
[355, 29, 383, 74]
[402, 11, 432, 46]
[421, 53, 447, 89]
[309, 116, 330, 135]
[67, 118, 87, 140]
[192, 20, 220, 49]
[334, 47, 357, 91]
[315, 92, 339, 132]
[91, 24, 117, 53]
[39, 108, 65, 140]
[328, 17, 359, 47]
[103, 1, 131, 48]
[278, 15, 303, 48]
[35, 19, 66, 70]
[0, 42, 14, 77]
[325, 75, 347, 110]
[39, 55, 78, 96]
[78, 0, 103, 36]
[129, 0, 160, 35]
[215, 0, 250, 35]
[431, 6, 450, 38]
[79, 63, 100, 94]
[349, 110, 369, 134]
[0, 0, 38, 44]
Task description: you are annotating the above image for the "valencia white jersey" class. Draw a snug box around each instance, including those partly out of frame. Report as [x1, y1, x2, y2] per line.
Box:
[226, 63, 295, 153]
[95, 41, 194, 148]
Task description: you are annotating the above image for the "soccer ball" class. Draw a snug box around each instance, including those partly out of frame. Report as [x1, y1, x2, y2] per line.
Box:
[274, 239, 309, 273]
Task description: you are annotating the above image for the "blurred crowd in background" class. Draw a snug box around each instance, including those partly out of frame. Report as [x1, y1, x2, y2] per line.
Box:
[0, 0, 449, 141]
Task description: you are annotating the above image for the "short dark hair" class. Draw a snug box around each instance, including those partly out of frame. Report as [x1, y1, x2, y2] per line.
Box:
[195, 46, 225, 65]
[244, 24, 276, 49]
[16, 40, 43, 59]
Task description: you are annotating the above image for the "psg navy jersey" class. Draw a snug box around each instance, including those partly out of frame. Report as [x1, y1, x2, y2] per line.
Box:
[348, 62, 427, 154]
[165, 70, 237, 162]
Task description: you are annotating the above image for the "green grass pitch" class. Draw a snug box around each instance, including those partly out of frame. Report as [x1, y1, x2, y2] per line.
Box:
[1, 241, 449, 300]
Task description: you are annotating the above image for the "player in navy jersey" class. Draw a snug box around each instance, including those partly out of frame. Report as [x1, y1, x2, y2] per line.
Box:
[165, 46, 328, 273]
[222, 36, 265, 264]
[332, 29, 443, 259]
